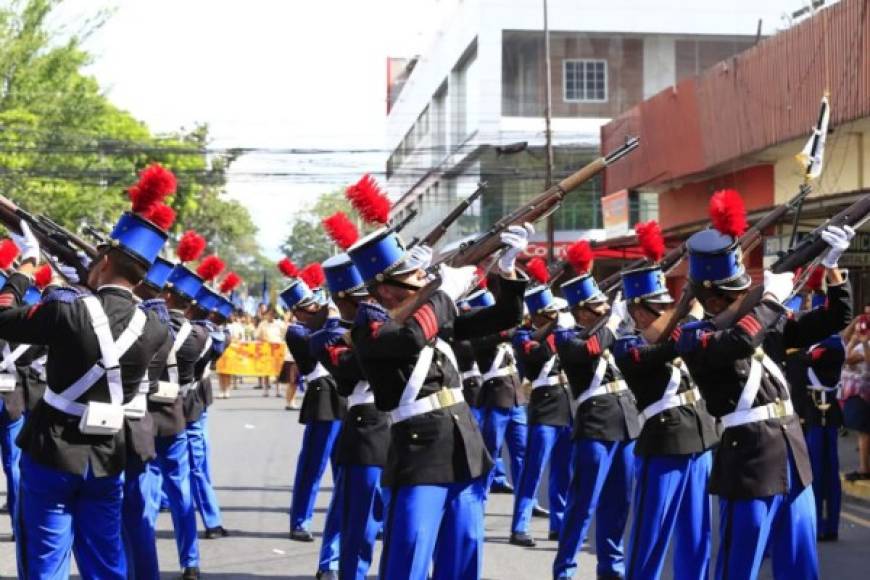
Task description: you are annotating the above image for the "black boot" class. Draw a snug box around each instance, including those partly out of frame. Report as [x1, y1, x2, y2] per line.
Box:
[204, 526, 229, 539]
[181, 567, 200, 580]
[509, 532, 536, 547]
[289, 528, 314, 542]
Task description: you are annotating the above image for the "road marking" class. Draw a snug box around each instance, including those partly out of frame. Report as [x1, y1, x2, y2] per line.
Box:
[841, 511, 870, 528]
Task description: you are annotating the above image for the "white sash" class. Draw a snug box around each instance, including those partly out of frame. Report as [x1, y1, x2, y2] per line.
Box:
[347, 380, 375, 408]
[638, 359, 702, 427]
[531, 355, 559, 389]
[576, 351, 627, 405]
[721, 348, 794, 429]
[0, 343, 30, 392]
[390, 338, 462, 423]
[482, 343, 515, 382]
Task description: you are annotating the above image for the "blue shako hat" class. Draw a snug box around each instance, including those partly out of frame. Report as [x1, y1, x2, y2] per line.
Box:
[280, 279, 316, 310]
[466, 288, 495, 309]
[621, 265, 673, 304]
[347, 228, 409, 284]
[166, 264, 204, 303]
[686, 229, 750, 291]
[323, 253, 367, 298]
[143, 256, 174, 291]
[216, 297, 234, 320]
[194, 285, 222, 313]
[561, 274, 606, 307]
[108, 213, 169, 267]
[0, 272, 8, 288]
[524, 285, 556, 315]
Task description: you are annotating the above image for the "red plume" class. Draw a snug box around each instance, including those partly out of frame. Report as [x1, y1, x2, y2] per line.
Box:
[566, 240, 594, 275]
[196, 255, 225, 282]
[142, 203, 176, 231]
[0, 239, 19, 270]
[475, 266, 488, 289]
[34, 264, 52, 290]
[278, 257, 299, 278]
[635, 220, 665, 262]
[323, 212, 359, 250]
[219, 272, 242, 294]
[177, 230, 206, 263]
[299, 263, 325, 289]
[806, 265, 825, 292]
[128, 164, 177, 213]
[526, 258, 550, 284]
[346, 174, 391, 225]
[709, 189, 747, 238]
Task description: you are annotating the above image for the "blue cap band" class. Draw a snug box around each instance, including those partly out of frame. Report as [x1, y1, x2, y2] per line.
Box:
[167, 264, 204, 302]
[561, 275, 605, 307]
[348, 228, 407, 284]
[109, 212, 168, 267]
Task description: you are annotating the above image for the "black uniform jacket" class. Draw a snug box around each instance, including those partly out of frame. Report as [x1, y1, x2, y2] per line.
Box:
[789, 334, 846, 429]
[311, 317, 389, 467]
[454, 339, 483, 409]
[142, 300, 186, 439]
[471, 331, 526, 409]
[286, 322, 346, 424]
[0, 337, 26, 422]
[513, 327, 572, 427]
[0, 275, 167, 477]
[556, 324, 640, 442]
[165, 310, 210, 424]
[192, 320, 224, 410]
[681, 281, 852, 500]
[614, 333, 718, 457]
[352, 275, 527, 487]
[16, 344, 48, 414]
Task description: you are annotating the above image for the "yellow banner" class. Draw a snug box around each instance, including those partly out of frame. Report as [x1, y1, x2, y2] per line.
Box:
[216, 341, 286, 377]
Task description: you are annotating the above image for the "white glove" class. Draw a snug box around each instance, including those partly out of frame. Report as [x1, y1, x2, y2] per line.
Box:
[54, 260, 79, 284]
[497, 223, 534, 274]
[820, 225, 855, 269]
[11, 221, 39, 264]
[439, 265, 478, 302]
[405, 244, 433, 270]
[763, 270, 794, 304]
[606, 298, 628, 333]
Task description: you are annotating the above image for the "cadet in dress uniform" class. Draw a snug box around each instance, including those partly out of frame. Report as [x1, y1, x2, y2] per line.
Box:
[790, 291, 846, 542]
[347, 225, 528, 580]
[136, 255, 201, 579]
[552, 274, 639, 580]
[673, 204, 854, 579]
[454, 334, 484, 425]
[509, 286, 573, 547]
[615, 265, 718, 580]
[310, 253, 390, 580]
[281, 268, 346, 566]
[0, 197, 171, 578]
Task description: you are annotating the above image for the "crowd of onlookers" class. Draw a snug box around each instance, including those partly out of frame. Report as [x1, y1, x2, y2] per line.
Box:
[216, 305, 300, 410]
[842, 305, 870, 481]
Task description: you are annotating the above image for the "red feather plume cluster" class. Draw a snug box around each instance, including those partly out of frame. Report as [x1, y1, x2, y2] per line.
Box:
[300, 263, 325, 289]
[806, 265, 825, 292]
[129, 164, 177, 213]
[566, 240, 594, 275]
[323, 212, 359, 250]
[0, 239, 20, 270]
[34, 264, 53, 289]
[197, 255, 225, 282]
[142, 204, 176, 230]
[219, 272, 242, 294]
[635, 220, 665, 262]
[709, 189, 748, 238]
[526, 258, 550, 285]
[278, 257, 299, 278]
[177, 230, 206, 263]
[475, 266, 488, 289]
[346, 174, 391, 225]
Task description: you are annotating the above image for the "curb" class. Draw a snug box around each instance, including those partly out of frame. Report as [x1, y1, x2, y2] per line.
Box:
[842, 474, 870, 501]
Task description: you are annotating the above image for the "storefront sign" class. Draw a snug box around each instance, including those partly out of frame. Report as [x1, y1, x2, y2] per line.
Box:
[602, 190, 630, 237]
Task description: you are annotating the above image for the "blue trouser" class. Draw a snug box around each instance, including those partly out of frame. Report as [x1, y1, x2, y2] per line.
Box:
[381, 477, 485, 580]
[122, 461, 161, 580]
[0, 407, 23, 529]
[483, 405, 527, 491]
[186, 417, 223, 529]
[512, 423, 572, 535]
[626, 451, 713, 580]
[715, 451, 819, 580]
[315, 465, 343, 573]
[17, 452, 126, 580]
[290, 420, 341, 531]
[553, 438, 635, 579]
[470, 406, 484, 426]
[200, 409, 213, 484]
[806, 425, 841, 536]
[154, 432, 200, 569]
[330, 464, 383, 579]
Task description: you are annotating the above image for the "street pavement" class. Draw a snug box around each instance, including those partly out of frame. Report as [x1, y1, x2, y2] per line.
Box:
[2, 381, 870, 579]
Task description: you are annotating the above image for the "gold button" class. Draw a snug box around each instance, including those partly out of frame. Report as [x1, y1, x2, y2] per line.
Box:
[356, 416, 362, 422]
[732, 441, 738, 447]
[660, 416, 665, 423]
[453, 414, 460, 420]
[411, 433, 418, 439]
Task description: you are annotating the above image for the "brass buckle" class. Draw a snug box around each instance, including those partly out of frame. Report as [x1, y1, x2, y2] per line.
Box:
[682, 389, 699, 405]
[605, 381, 622, 394]
[772, 398, 788, 418]
[753, 348, 765, 362]
[436, 388, 455, 408]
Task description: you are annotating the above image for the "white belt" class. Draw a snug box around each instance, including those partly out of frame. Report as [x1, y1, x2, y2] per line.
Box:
[532, 374, 564, 389]
[639, 388, 702, 428]
[305, 363, 330, 383]
[348, 380, 375, 408]
[390, 387, 464, 423]
[577, 380, 628, 406]
[721, 398, 794, 429]
[181, 381, 198, 396]
[123, 393, 148, 419]
[482, 366, 516, 382]
[460, 369, 482, 381]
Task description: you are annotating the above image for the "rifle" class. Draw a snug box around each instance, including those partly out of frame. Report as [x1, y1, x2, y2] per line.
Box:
[711, 193, 870, 330]
[642, 183, 813, 344]
[389, 208, 418, 235]
[0, 194, 98, 284]
[390, 137, 640, 324]
[409, 182, 486, 249]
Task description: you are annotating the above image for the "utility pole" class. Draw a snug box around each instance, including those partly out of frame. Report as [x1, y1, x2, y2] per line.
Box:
[543, 0, 556, 262]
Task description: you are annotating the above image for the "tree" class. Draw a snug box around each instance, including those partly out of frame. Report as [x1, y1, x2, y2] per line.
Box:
[280, 188, 357, 265]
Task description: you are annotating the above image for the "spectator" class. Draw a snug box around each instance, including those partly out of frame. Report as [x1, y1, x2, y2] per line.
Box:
[218, 312, 247, 398]
[279, 310, 300, 410]
[255, 308, 286, 397]
[842, 308, 870, 481]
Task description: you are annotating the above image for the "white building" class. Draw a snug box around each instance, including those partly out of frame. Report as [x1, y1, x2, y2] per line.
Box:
[385, 0, 811, 253]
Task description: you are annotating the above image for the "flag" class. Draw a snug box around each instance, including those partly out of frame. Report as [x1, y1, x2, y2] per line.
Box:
[795, 93, 830, 180]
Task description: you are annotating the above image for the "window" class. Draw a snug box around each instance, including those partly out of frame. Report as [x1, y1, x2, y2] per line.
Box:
[563, 59, 607, 103]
